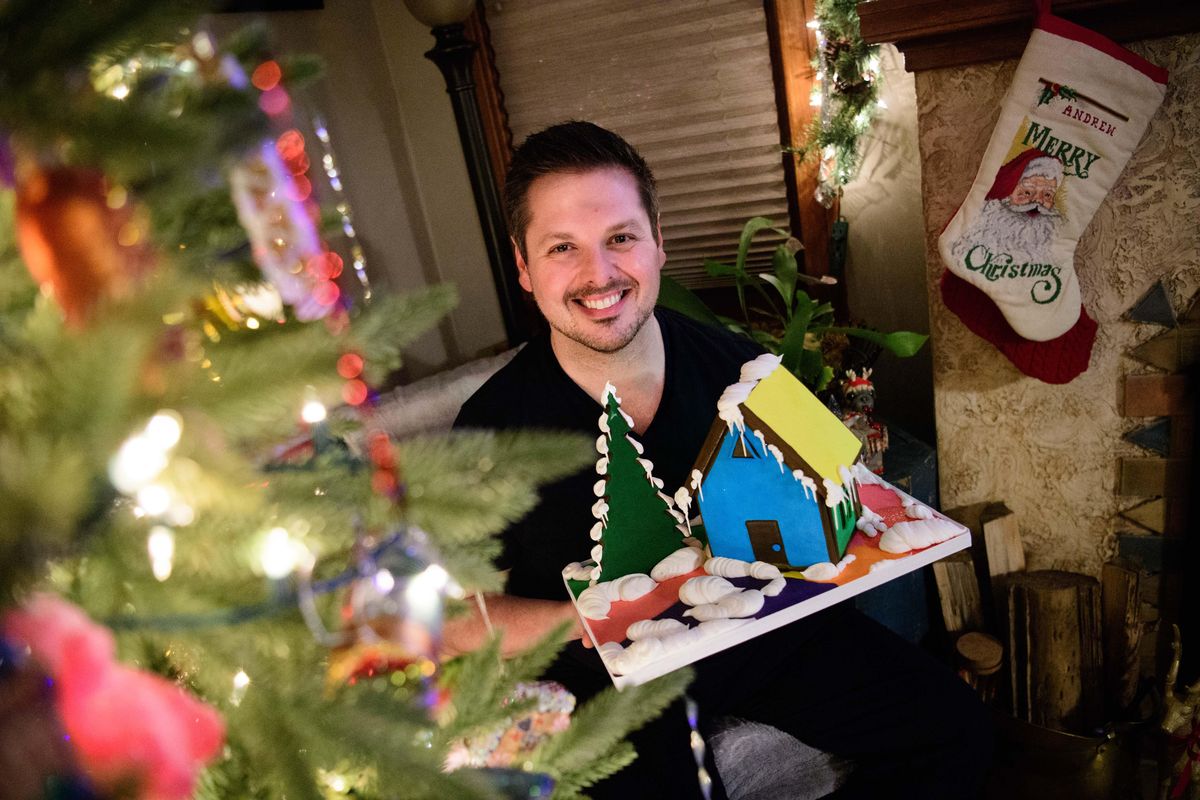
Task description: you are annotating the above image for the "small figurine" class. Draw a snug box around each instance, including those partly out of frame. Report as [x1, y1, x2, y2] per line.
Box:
[839, 369, 888, 474]
[1162, 624, 1200, 800]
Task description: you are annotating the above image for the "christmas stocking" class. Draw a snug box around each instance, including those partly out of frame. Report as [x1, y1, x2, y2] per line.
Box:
[937, 0, 1167, 377]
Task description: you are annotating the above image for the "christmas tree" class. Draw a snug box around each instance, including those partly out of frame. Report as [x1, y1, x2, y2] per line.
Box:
[0, 2, 688, 798]
[589, 384, 687, 582]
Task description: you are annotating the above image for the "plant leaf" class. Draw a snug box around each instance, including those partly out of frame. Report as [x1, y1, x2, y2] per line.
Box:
[771, 244, 799, 316]
[656, 275, 722, 328]
[822, 326, 929, 357]
[702, 259, 737, 278]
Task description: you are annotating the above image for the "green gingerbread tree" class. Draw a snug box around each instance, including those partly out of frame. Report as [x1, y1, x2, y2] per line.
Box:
[590, 383, 687, 582]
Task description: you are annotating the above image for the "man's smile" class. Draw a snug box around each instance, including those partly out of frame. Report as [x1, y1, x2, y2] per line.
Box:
[576, 288, 628, 311]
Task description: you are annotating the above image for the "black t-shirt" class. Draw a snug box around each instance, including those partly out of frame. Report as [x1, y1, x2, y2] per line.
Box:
[454, 307, 761, 600]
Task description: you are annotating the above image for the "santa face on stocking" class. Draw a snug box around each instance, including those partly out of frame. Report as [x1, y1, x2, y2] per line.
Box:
[949, 148, 1065, 307]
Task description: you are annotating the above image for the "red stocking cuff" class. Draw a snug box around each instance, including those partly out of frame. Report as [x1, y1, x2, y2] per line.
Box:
[941, 270, 1097, 384]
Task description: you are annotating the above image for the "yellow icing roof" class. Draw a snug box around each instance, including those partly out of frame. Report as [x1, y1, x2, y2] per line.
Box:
[742, 367, 862, 482]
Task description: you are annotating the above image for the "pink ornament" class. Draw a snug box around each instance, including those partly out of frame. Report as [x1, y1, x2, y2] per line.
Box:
[3, 594, 225, 800]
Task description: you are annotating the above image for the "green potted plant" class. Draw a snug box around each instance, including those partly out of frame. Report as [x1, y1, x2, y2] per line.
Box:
[658, 216, 927, 392]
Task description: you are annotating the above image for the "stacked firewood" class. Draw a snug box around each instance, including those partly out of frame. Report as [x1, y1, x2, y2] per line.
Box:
[933, 503, 1144, 735]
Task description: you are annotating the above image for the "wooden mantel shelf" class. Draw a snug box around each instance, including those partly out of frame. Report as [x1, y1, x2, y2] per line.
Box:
[857, 0, 1200, 72]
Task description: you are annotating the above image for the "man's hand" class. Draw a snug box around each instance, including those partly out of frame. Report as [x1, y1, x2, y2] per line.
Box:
[441, 593, 583, 659]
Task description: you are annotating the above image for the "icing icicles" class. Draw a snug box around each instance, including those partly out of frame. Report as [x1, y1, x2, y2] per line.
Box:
[766, 444, 786, 472]
[822, 478, 846, 509]
[791, 468, 817, 500]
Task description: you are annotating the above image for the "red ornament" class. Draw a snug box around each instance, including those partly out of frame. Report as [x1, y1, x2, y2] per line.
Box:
[15, 165, 155, 328]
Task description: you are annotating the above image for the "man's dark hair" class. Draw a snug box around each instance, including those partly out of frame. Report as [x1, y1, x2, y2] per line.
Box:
[504, 121, 659, 259]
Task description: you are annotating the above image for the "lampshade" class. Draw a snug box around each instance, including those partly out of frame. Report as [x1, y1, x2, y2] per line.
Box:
[402, 0, 475, 27]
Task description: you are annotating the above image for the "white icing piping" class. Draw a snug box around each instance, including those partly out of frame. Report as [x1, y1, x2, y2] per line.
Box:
[801, 553, 856, 582]
[766, 444, 786, 472]
[879, 518, 963, 554]
[856, 503, 886, 537]
[792, 469, 817, 500]
[823, 478, 845, 509]
[591, 498, 609, 523]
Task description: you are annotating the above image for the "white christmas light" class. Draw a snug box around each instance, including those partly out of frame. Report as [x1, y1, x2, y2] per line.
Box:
[405, 563, 449, 622]
[260, 527, 298, 579]
[167, 502, 195, 527]
[147, 526, 175, 581]
[301, 387, 327, 424]
[136, 484, 172, 516]
[373, 568, 396, 594]
[145, 410, 182, 450]
[245, 317, 261, 330]
[109, 435, 168, 493]
[231, 669, 250, 706]
[809, 88, 823, 107]
[110, 83, 130, 100]
[806, 19, 820, 30]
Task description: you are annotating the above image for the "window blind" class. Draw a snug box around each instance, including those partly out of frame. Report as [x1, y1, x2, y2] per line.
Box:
[485, 0, 792, 288]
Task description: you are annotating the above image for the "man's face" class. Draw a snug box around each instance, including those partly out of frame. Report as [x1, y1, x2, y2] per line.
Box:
[1007, 174, 1058, 214]
[515, 167, 665, 354]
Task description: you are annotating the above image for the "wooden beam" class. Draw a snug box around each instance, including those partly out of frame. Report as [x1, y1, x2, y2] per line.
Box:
[1118, 458, 1191, 498]
[1123, 374, 1191, 417]
[766, 0, 841, 287]
[857, 0, 1200, 73]
[467, 4, 514, 194]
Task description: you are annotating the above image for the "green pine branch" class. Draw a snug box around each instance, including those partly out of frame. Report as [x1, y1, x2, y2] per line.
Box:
[531, 668, 693, 794]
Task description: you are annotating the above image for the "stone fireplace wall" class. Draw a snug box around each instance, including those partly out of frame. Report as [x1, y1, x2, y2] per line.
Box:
[915, 35, 1200, 575]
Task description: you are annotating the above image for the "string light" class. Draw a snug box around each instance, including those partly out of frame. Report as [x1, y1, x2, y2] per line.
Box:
[260, 527, 301, 579]
[147, 526, 175, 581]
[799, 1, 881, 207]
[231, 669, 250, 706]
[109, 410, 182, 494]
[136, 484, 172, 516]
[300, 387, 327, 424]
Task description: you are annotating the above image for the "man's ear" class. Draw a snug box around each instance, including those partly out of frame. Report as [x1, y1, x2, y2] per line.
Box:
[654, 215, 667, 268]
[513, 238, 532, 293]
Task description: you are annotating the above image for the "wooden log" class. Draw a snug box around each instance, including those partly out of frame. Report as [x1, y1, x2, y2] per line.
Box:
[981, 503, 1026, 578]
[1006, 570, 1103, 734]
[1101, 560, 1142, 716]
[932, 551, 985, 635]
[944, 502, 1026, 634]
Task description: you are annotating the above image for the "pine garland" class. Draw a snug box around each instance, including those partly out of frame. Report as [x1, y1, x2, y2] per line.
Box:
[794, 0, 882, 206]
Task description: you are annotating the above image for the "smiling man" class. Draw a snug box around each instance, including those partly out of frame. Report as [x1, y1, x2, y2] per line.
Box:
[451, 122, 991, 799]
